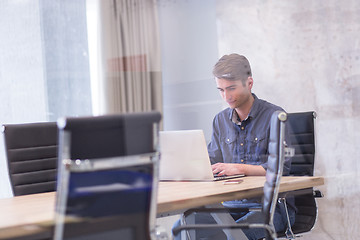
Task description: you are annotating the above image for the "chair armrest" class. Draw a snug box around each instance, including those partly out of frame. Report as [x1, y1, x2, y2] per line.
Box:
[313, 189, 323, 198]
[172, 223, 275, 238]
[182, 207, 261, 218]
[278, 187, 323, 198]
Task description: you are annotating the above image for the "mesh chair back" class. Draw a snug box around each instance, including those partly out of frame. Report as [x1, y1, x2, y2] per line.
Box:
[2, 122, 58, 196]
[54, 112, 161, 240]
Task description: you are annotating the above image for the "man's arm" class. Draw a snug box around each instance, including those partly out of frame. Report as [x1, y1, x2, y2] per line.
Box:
[207, 116, 224, 164]
[211, 162, 266, 176]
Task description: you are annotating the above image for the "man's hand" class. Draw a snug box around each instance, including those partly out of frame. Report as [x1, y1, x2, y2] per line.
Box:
[212, 163, 245, 176]
[211, 162, 266, 176]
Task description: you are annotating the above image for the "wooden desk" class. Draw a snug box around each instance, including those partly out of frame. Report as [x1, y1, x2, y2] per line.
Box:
[0, 176, 324, 239]
[157, 176, 324, 215]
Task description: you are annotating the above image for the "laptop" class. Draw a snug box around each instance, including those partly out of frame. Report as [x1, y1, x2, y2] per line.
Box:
[159, 129, 244, 181]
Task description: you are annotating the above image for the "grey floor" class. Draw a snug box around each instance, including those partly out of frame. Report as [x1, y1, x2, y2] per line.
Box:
[156, 215, 326, 240]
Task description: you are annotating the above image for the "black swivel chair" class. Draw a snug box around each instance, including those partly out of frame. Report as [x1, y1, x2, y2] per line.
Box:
[172, 111, 288, 240]
[53, 112, 162, 240]
[277, 111, 323, 238]
[287, 112, 316, 176]
[2, 122, 58, 196]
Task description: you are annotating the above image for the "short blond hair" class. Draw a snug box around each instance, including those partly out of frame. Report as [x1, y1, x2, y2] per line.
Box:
[213, 54, 252, 85]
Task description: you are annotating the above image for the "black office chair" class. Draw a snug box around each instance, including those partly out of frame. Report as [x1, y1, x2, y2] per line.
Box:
[287, 112, 316, 176]
[2, 122, 58, 196]
[172, 111, 288, 240]
[53, 112, 162, 240]
[277, 111, 323, 239]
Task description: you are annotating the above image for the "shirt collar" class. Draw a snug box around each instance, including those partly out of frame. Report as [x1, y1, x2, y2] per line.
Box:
[248, 93, 260, 119]
[230, 109, 241, 125]
[229, 93, 260, 125]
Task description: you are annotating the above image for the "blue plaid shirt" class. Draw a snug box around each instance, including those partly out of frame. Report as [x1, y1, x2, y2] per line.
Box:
[208, 94, 291, 175]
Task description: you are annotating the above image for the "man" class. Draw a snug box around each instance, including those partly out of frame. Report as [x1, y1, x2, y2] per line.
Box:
[173, 54, 295, 240]
[206, 53, 295, 239]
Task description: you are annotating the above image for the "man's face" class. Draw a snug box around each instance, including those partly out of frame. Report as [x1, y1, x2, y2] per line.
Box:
[216, 77, 253, 109]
